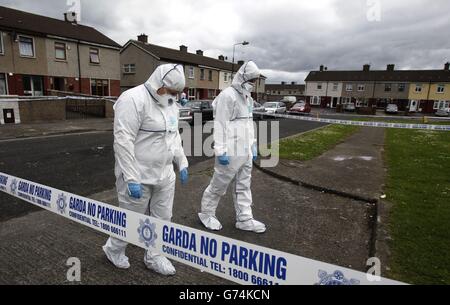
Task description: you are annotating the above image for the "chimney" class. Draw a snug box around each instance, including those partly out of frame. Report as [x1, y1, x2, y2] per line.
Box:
[281, 81, 286, 85]
[445, 62, 450, 71]
[179, 45, 188, 52]
[320, 65, 324, 72]
[363, 64, 370, 72]
[291, 82, 297, 85]
[237, 60, 245, 65]
[137, 34, 148, 43]
[387, 64, 395, 71]
[64, 11, 78, 24]
[218, 55, 225, 61]
[196, 50, 203, 56]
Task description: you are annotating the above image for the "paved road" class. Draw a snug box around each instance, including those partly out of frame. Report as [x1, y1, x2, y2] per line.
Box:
[0, 118, 326, 222]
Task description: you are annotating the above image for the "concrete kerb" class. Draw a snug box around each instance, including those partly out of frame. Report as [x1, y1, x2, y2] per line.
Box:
[253, 125, 381, 266]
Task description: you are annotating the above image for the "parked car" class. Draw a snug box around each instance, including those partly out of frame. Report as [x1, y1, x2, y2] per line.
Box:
[435, 108, 450, 117]
[185, 100, 214, 124]
[253, 102, 266, 120]
[386, 104, 399, 114]
[263, 102, 287, 114]
[343, 103, 356, 112]
[288, 101, 311, 115]
[178, 105, 193, 124]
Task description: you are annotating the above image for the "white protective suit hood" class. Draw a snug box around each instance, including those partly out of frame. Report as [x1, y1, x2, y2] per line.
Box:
[231, 61, 261, 94]
[144, 64, 186, 107]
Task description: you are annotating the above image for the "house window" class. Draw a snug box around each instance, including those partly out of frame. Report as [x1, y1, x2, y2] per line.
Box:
[91, 79, 109, 96]
[356, 99, 368, 107]
[434, 100, 450, 110]
[346, 84, 353, 92]
[89, 48, 100, 64]
[278, 91, 281, 94]
[385, 84, 392, 92]
[415, 85, 422, 93]
[188, 88, 196, 100]
[208, 70, 213, 81]
[358, 84, 365, 92]
[200, 69, 205, 81]
[224, 73, 228, 82]
[437, 84, 445, 94]
[398, 83, 406, 92]
[333, 83, 338, 91]
[188, 67, 195, 79]
[0, 32, 4, 55]
[311, 96, 321, 105]
[23, 75, 44, 96]
[55, 42, 66, 60]
[0, 73, 7, 95]
[19, 36, 35, 57]
[317, 83, 323, 90]
[123, 64, 136, 74]
[208, 89, 216, 99]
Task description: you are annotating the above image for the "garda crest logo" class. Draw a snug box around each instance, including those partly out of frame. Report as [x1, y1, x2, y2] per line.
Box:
[138, 219, 158, 248]
[10, 179, 18, 195]
[316, 270, 360, 286]
[56, 193, 68, 214]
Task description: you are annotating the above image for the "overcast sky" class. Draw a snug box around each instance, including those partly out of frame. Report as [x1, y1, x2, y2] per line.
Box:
[1, 0, 449, 83]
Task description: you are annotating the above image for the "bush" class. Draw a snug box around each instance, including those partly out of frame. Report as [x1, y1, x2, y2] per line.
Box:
[357, 107, 376, 115]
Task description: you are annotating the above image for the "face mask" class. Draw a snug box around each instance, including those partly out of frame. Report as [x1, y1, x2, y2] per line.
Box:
[158, 94, 175, 107]
[243, 82, 255, 92]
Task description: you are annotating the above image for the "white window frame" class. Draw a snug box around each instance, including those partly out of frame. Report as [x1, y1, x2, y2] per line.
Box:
[0, 73, 8, 95]
[223, 72, 228, 82]
[123, 64, 136, 74]
[333, 83, 338, 91]
[188, 88, 196, 100]
[345, 84, 353, 92]
[54, 42, 67, 61]
[398, 83, 406, 92]
[18, 35, 35, 58]
[89, 48, 100, 64]
[311, 96, 321, 106]
[0, 32, 4, 55]
[357, 84, 365, 92]
[434, 100, 450, 110]
[200, 69, 205, 81]
[384, 84, 392, 92]
[415, 84, 422, 93]
[188, 67, 195, 79]
[437, 84, 445, 94]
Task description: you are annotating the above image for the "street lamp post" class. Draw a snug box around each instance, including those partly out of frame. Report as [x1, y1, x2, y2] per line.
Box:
[231, 41, 249, 78]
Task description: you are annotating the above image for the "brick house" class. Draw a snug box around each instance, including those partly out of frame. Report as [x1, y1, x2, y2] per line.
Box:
[0, 6, 121, 98]
[305, 64, 450, 113]
[264, 82, 306, 102]
[120, 34, 266, 101]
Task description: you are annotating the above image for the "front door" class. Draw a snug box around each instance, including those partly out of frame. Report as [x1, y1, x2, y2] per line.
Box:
[409, 100, 418, 112]
[3, 109, 15, 124]
[332, 97, 338, 108]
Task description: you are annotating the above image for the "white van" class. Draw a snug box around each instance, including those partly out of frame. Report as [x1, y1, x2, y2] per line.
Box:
[282, 96, 297, 104]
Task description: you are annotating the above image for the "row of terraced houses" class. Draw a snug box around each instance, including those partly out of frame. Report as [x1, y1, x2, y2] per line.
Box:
[305, 64, 450, 114]
[0, 6, 265, 124]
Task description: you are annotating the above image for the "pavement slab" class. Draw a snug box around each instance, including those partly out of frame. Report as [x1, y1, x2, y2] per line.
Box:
[0, 158, 373, 285]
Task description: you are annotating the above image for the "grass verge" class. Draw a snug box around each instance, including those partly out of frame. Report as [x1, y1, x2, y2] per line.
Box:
[385, 128, 450, 284]
[265, 124, 360, 161]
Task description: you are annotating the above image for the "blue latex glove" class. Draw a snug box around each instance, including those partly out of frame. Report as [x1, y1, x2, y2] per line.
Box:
[127, 183, 142, 199]
[180, 168, 189, 185]
[218, 154, 230, 166]
[252, 144, 258, 162]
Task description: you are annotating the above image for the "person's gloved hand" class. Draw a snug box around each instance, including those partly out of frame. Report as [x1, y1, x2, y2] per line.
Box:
[218, 154, 230, 166]
[252, 144, 258, 162]
[180, 168, 189, 185]
[127, 183, 142, 199]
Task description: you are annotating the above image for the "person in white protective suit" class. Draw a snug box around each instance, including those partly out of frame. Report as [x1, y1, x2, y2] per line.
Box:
[103, 64, 189, 275]
[198, 61, 266, 234]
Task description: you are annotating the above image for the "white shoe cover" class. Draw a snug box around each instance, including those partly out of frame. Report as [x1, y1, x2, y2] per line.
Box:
[144, 254, 176, 276]
[102, 245, 130, 269]
[236, 219, 267, 233]
[198, 213, 223, 231]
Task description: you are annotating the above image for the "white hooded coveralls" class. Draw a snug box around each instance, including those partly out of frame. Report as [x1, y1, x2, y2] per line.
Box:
[104, 64, 188, 272]
[199, 61, 263, 230]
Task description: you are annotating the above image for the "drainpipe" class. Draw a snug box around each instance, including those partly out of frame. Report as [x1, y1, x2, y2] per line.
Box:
[77, 40, 82, 93]
[426, 81, 432, 113]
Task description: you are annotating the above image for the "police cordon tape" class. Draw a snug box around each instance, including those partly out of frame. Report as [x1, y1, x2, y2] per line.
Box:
[254, 111, 450, 131]
[0, 172, 406, 285]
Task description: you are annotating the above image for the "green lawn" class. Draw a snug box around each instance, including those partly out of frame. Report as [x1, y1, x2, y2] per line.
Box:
[385, 128, 450, 285]
[267, 124, 360, 161]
